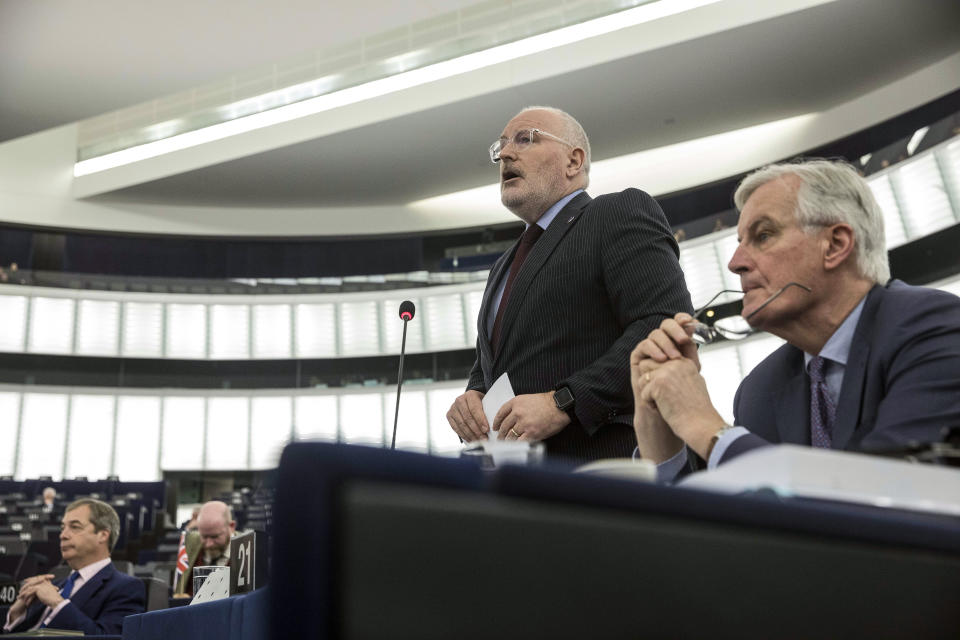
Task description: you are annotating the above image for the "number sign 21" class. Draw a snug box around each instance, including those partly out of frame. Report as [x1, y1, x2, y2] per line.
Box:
[229, 530, 256, 594]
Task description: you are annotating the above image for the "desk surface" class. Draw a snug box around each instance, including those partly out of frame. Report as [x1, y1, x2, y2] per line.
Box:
[271, 442, 960, 640]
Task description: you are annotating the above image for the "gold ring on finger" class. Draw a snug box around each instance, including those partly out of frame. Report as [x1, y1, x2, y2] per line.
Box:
[510, 428, 520, 438]
[645, 372, 651, 383]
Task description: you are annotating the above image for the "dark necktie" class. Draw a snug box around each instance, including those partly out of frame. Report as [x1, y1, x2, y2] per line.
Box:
[60, 571, 80, 599]
[491, 224, 544, 350]
[809, 356, 835, 448]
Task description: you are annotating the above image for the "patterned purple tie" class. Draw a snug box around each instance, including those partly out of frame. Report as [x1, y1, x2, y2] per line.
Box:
[808, 355, 835, 448]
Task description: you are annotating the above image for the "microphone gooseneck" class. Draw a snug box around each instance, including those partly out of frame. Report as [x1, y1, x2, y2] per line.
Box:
[391, 301, 416, 450]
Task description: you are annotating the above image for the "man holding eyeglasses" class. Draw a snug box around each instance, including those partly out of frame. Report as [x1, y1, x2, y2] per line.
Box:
[446, 106, 691, 462]
[631, 159, 960, 480]
[4, 498, 145, 635]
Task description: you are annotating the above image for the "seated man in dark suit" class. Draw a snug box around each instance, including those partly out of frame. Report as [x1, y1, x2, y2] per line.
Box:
[630, 159, 960, 479]
[3, 498, 145, 634]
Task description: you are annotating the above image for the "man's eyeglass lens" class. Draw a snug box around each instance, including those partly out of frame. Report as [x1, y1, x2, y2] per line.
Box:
[689, 290, 750, 345]
[490, 128, 575, 163]
[490, 130, 536, 163]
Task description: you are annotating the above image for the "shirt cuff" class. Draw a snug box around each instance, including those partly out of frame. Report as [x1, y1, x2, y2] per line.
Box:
[42, 599, 71, 626]
[655, 446, 688, 484]
[4, 611, 26, 632]
[707, 426, 750, 469]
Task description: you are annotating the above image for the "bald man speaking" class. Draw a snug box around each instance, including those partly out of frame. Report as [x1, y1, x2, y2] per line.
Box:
[446, 106, 692, 462]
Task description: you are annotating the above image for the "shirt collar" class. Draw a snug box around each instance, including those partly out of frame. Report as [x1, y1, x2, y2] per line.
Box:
[527, 189, 583, 232]
[804, 294, 868, 369]
[76, 557, 112, 581]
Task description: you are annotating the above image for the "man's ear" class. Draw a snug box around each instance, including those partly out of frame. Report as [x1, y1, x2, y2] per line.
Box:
[823, 223, 856, 271]
[566, 148, 585, 179]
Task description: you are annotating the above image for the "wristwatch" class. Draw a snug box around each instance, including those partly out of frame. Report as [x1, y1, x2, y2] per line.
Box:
[553, 386, 575, 417]
[705, 424, 735, 462]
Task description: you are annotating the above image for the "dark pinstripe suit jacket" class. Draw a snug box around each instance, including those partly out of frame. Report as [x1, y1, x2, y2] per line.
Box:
[467, 189, 692, 462]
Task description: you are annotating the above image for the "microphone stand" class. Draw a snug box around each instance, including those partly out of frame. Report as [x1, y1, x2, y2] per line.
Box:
[390, 316, 410, 450]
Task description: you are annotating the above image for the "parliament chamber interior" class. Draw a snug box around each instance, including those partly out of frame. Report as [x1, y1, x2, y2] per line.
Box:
[1, 0, 959, 638]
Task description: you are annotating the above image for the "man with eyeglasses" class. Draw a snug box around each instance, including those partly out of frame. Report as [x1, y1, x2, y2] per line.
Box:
[4, 498, 145, 635]
[446, 106, 691, 462]
[630, 159, 960, 480]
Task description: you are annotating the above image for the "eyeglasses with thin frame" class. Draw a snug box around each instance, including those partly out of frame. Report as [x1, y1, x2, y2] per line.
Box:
[689, 282, 812, 345]
[489, 128, 576, 163]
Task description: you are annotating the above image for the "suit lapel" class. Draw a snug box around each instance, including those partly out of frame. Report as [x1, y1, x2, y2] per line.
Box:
[69, 564, 111, 611]
[776, 363, 812, 445]
[493, 192, 590, 363]
[832, 285, 881, 449]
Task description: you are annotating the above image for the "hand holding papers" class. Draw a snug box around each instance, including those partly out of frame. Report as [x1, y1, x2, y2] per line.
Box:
[463, 373, 542, 467]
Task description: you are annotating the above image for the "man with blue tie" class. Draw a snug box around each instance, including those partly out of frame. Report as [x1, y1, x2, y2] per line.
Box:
[3, 498, 145, 634]
[630, 159, 960, 479]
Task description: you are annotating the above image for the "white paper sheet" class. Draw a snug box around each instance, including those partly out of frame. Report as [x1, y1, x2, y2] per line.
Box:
[481, 371, 515, 437]
[679, 444, 960, 516]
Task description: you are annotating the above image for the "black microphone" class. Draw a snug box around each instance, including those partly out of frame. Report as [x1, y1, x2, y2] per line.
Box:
[391, 301, 416, 450]
[399, 300, 415, 322]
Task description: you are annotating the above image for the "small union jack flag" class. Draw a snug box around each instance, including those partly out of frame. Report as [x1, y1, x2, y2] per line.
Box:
[174, 531, 189, 585]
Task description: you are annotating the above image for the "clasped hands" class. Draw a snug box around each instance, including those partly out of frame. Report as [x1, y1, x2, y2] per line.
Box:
[631, 312, 726, 462]
[446, 390, 569, 442]
[9, 574, 63, 619]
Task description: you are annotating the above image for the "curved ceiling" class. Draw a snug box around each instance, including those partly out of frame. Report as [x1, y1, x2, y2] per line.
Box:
[0, 0, 473, 143]
[1, 0, 959, 235]
[94, 0, 960, 208]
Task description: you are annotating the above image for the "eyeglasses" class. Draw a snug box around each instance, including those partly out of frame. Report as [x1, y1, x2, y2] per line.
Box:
[689, 282, 812, 345]
[489, 128, 576, 163]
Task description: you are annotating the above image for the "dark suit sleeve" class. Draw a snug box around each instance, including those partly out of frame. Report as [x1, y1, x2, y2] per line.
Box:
[6, 601, 45, 633]
[561, 189, 693, 432]
[859, 290, 960, 449]
[48, 576, 146, 636]
[719, 379, 776, 464]
[466, 339, 486, 393]
[718, 433, 773, 463]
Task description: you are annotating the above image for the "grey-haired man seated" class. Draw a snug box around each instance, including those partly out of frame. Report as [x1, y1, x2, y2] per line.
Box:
[4, 498, 145, 635]
[630, 159, 960, 480]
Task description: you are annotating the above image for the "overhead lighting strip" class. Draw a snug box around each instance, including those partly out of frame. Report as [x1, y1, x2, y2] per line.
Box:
[74, 0, 720, 178]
